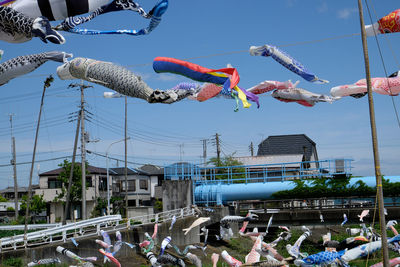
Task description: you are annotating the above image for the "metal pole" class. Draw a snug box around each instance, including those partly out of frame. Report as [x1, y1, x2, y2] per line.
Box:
[124, 96, 128, 217]
[11, 137, 18, 220]
[62, 114, 81, 225]
[80, 83, 86, 220]
[106, 151, 110, 215]
[357, 1, 389, 266]
[106, 138, 130, 216]
[24, 76, 54, 237]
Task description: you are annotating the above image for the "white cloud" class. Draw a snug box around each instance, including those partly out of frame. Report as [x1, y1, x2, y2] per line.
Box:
[285, 0, 298, 7]
[317, 2, 328, 13]
[337, 8, 358, 19]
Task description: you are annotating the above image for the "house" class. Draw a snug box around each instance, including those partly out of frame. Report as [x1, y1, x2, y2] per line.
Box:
[230, 134, 320, 181]
[0, 185, 39, 200]
[257, 134, 319, 168]
[35, 164, 109, 223]
[110, 164, 163, 217]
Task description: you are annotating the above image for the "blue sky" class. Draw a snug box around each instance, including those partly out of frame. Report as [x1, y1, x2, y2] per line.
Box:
[0, 0, 399, 189]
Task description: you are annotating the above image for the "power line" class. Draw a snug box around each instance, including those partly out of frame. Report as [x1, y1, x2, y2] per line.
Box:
[364, 0, 400, 128]
[0, 155, 77, 168]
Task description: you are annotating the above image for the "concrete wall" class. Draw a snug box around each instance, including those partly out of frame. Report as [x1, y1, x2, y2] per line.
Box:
[127, 206, 153, 218]
[162, 180, 192, 211]
[0, 216, 202, 266]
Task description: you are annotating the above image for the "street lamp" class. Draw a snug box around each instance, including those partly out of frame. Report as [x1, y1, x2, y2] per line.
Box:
[106, 137, 130, 215]
[103, 92, 129, 217]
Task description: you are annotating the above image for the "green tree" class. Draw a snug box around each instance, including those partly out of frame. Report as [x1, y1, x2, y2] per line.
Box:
[55, 159, 89, 218]
[208, 154, 245, 181]
[19, 194, 46, 222]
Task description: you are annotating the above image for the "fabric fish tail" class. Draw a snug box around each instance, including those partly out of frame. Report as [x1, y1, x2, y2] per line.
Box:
[389, 234, 400, 243]
[27, 258, 61, 267]
[157, 254, 186, 267]
[146, 252, 161, 267]
[186, 252, 202, 267]
[43, 51, 73, 63]
[56, 0, 150, 31]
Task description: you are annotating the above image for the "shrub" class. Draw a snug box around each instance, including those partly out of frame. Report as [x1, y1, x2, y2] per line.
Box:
[3, 257, 23, 267]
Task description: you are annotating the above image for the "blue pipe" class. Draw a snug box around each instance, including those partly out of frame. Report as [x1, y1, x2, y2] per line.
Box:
[194, 176, 400, 204]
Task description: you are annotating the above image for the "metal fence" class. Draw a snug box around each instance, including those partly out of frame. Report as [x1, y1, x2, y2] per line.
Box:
[165, 159, 353, 183]
[0, 206, 194, 252]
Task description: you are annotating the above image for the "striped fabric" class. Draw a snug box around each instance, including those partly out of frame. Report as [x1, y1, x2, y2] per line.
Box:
[2, 0, 109, 20]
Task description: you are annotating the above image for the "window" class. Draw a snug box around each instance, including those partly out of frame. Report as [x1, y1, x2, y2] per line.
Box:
[86, 176, 92, 187]
[48, 178, 62, 189]
[128, 200, 136, 207]
[122, 180, 135, 192]
[139, 179, 148, 190]
[99, 176, 107, 191]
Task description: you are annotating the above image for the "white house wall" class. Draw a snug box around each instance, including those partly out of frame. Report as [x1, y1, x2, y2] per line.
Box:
[150, 176, 158, 198]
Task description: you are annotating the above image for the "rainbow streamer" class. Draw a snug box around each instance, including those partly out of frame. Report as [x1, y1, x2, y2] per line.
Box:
[153, 56, 256, 109]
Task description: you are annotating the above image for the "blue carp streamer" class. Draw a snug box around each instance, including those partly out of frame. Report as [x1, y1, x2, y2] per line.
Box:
[56, 0, 168, 36]
[250, 44, 328, 84]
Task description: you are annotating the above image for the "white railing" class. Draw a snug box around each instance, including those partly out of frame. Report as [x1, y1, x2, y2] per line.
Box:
[126, 206, 194, 227]
[0, 223, 62, 230]
[0, 207, 195, 252]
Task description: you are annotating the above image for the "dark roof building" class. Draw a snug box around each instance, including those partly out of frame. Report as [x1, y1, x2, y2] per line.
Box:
[108, 167, 140, 176]
[138, 164, 164, 176]
[257, 134, 319, 163]
[39, 164, 107, 176]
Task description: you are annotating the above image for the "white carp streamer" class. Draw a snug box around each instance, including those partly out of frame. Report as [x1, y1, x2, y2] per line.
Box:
[0, 51, 71, 86]
[57, 57, 192, 104]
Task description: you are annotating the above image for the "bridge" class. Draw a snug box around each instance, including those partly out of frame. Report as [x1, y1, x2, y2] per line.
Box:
[165, 159, 355, 206]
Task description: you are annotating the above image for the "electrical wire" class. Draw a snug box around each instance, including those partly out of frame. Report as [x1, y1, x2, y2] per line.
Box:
[365, 0, 400, 128]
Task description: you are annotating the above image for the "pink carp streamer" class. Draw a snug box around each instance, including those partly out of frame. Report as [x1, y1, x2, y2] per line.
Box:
[211, 253, 220, 267]
[245, 236, 262, 264]
[370, 257, 400, 267]
[221, 250, 243, 266]
[331, 72, 400, 98]
[98, 249, 121, 267]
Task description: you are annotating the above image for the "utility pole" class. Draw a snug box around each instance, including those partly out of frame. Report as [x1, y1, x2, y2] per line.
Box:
[124, 96, 128, 218]
[9, 114, 18, 220]
[357, 1, 389, 266]
[63, 112, 81, 225]
[249, 142, 254, 157]
[68, 82, 92, 220]
[201, 139, 207, 167]
[80, 83, 87, 220]
[215, 133, 221, 166]
[24, 76, 54, 237]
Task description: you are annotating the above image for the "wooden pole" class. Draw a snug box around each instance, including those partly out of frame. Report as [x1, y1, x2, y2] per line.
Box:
[124, 96, 128, 217]
[80, 83, 86, 220]
[62, 113, 81, 225]
[24, 76, 54, 238]
[357, 1, 389, 266]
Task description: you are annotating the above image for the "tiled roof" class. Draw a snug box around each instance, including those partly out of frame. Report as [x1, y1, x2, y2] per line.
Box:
[109, 167, 139, 175]
[138, 164, 164, 175]
[39, 164, 107, 176]
[0, 185, 39, 193]
[257, 134, 317, 161]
